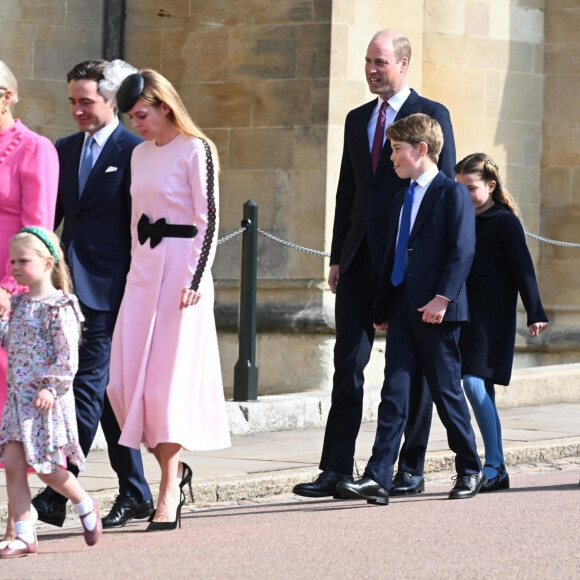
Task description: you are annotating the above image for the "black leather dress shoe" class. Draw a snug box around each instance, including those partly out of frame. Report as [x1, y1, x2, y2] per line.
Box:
[293, 470, 353, 498]
[390, 471, 425, 496]
[448, 471, 487, 499]
[31, 488, 67, 528]
[335, 475, 389, 505]
[481, 464, 510, 493]
[102, 496, 155, 529]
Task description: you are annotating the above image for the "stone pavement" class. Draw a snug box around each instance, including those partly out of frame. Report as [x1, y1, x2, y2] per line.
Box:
[1, 400, 578, 523]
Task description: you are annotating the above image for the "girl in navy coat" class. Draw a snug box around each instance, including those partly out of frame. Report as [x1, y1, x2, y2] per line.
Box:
[455, 153, 548, 492]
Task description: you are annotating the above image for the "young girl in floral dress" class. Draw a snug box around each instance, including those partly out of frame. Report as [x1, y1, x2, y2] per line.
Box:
[0, 227, 102, 558]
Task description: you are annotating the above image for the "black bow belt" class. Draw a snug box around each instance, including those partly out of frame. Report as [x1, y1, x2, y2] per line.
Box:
[137, 214, 198, 249]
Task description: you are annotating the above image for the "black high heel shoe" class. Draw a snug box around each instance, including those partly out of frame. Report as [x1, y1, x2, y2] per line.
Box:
[179, 462, 194, 503]
[146, 490, 186, 532]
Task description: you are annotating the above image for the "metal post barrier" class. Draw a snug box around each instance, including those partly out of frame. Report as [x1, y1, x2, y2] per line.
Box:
[233, 200, 259, 401]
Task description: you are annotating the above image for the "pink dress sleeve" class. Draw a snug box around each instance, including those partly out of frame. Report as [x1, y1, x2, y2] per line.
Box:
[0, 132, 59, 294]
[187, 139, 219, 291]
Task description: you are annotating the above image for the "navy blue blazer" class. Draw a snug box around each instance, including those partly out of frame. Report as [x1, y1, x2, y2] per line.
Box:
[55, 122, 142, 312]
[330, 89, 456, 274]
[374, 171, 476, 324]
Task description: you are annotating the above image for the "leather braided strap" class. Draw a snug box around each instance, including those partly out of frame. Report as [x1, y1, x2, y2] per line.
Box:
[189, 139, 216, 292]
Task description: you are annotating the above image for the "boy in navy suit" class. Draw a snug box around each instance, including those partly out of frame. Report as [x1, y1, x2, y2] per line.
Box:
[337, 114, 485, 504]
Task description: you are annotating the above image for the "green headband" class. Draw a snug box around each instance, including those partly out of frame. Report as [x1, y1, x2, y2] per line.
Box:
[18, 227, 59, 264]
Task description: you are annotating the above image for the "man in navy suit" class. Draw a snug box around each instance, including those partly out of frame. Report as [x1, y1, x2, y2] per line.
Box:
[33, 60, 153, 528]
[294, 30, 456, 498]
[337, 113, 485, 504]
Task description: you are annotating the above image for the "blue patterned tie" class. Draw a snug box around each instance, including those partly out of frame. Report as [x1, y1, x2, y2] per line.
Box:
[391, 181, 418, 287]
[78, 135, 95, 196]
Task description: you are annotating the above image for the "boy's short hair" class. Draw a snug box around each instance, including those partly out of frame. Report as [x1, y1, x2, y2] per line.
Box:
[386, 113, 444, 163]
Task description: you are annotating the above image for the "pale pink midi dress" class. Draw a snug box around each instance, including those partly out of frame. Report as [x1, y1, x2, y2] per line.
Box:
[107, 135, 231, 452]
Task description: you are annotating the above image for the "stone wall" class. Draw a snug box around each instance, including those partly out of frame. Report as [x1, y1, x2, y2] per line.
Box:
[1, 1, 104, 141]
[3, 0, 579, 394]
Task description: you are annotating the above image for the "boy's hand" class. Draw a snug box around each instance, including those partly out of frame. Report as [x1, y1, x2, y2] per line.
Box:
[418, 296, 449, 324]
[373, 321, 388, 331]
[34, 388, 55, 411]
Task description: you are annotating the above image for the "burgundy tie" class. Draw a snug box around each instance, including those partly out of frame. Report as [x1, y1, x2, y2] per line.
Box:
[371, 101, 388, 174]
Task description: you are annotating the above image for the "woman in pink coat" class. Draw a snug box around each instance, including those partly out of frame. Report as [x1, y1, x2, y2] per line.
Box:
[106, 65, 230, 532]
[0, 61, 59, 545]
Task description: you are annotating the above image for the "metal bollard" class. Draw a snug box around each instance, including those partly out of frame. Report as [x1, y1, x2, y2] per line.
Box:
[233, 200, 259, 401]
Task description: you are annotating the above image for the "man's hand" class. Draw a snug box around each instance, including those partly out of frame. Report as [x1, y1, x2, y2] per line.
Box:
[328, 265, 340, 294]
[529, 322, 548, 336]
[373, 321, 388, 332]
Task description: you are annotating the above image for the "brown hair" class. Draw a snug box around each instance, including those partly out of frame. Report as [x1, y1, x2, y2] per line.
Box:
[386, 113, 443, 162]
[137, 69, 219, 167]
[67, 60, 110, 99]
[454, 153, 520, 218]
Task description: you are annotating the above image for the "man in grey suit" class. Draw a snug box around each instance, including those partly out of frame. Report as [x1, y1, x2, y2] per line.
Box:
[293, 30, 457, 499]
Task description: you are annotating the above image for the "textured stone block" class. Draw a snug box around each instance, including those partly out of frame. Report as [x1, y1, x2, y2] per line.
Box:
[125, 0, 190, 29]
[66, 0, 103, 29]
[34, 25, 102, 80]
[544, 44, 580, 76]
[249, 0, 313, 25]
[545, 4, 580, 43]
[498, 72, 543, 123]
[125, 30, 163, 71]
[423, 65, 484, 119]
[540, 167, 572, 204]
[230, 25, 298, 80]
[17, 79, 75, 134]
[253, 79, 312, 127]
[197, 82, 253, 129]
[465, 1, 490, 36]
[297, 23, 331, 78]
[294, 125, 328, 171]
[424, 33, 467, 67]
[218, 170, 277, 228]
[425, 0, 466, 36]
[229, 128, 295, 170]
[0, 23, 34, 79]
[162, 27, 229, 83]
[1, 0, 66, 24]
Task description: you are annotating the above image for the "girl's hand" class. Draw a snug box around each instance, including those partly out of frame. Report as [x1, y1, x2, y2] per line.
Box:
[34, 388, 55, 411]
[529, 322, 548, 336]
[180, 287, 202, 310]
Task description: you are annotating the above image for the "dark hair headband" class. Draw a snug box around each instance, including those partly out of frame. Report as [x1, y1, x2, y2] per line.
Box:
[116, 73, 145, 113]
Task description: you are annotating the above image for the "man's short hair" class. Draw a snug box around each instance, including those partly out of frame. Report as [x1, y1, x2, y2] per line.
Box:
[67, 60, 109, 89]
[386, 113, 444, 162]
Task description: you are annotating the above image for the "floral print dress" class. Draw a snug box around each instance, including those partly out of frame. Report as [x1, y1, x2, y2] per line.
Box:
[0, 291, 85, 474]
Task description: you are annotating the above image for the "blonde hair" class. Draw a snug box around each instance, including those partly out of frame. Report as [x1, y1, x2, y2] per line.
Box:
[138, 69, 219, 168]
[386, 113, 443, 163]
[454, 153, 521, 219]
[11, 228, 74, 294]
[0, 60, 19, 107]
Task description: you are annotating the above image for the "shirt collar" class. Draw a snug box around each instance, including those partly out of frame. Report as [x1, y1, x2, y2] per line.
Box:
[387, 86, 411, 114]
[85, 117, 119, 148]
[414, 166, 439, 189]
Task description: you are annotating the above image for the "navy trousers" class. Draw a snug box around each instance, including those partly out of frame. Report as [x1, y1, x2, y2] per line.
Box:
[319, 242, 433, 476]
[365, 286, 481, 489]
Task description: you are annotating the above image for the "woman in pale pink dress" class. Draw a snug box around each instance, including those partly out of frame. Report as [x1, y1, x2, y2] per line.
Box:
[0, 61, 59, 545]
[106, 65, 230, 531]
